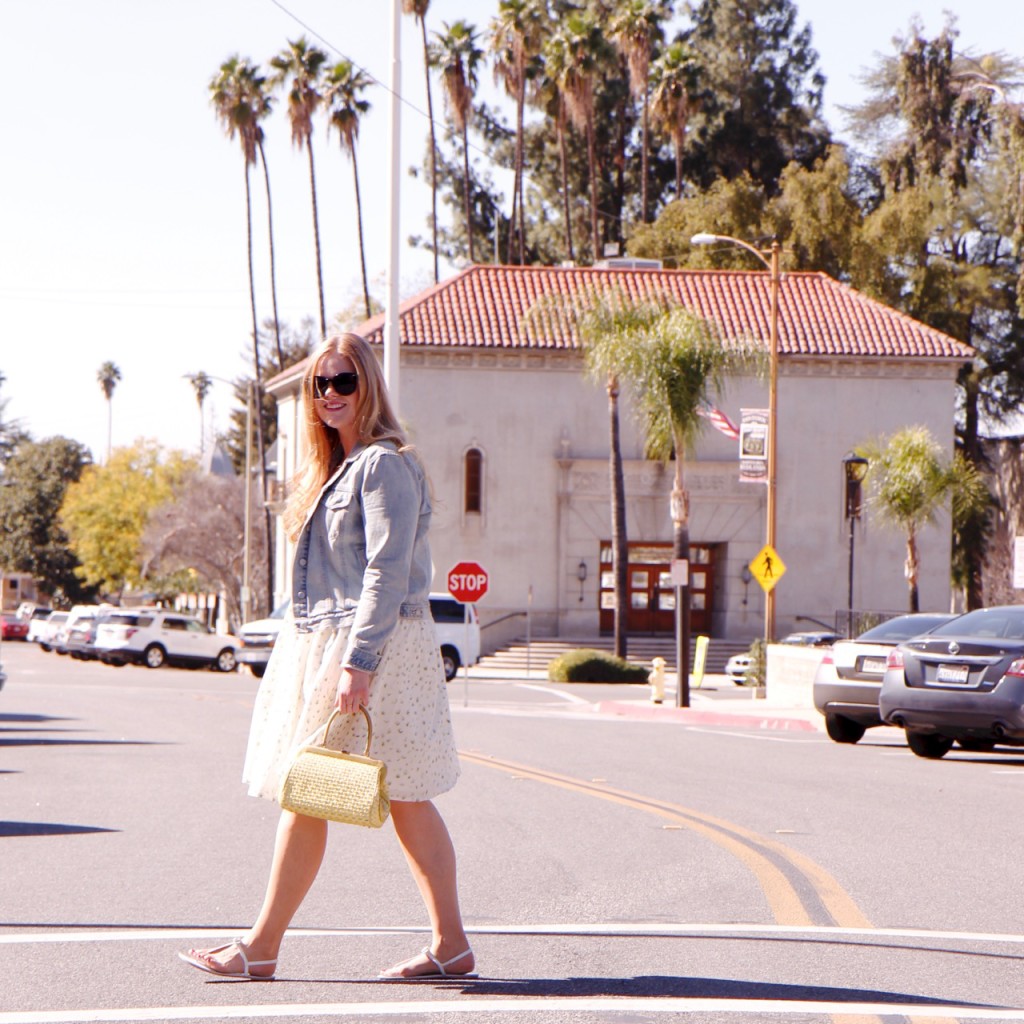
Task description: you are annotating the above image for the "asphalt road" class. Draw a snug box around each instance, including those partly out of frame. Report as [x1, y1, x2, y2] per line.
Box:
[2, 640, 1024, 1023]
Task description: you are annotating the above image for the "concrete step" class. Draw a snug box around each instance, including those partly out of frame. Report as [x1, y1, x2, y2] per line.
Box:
[478, 636, 751, 674]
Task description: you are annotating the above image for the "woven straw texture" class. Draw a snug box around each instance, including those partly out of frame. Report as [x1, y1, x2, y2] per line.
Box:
[280, 746, 390, 827]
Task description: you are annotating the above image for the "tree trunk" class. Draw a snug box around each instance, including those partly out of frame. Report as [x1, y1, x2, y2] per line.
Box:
[258, 140, 284, 369]
[517, 70, 526, 264]
[420, 17, 439, 285]
[586, 114, 600, 260]
[906, 529, 920, 612]
[675, 137, 683, 199]
[608, 374, 628, 659]
[462, 124, 474, 263]
[352, 154, 371, 320]
[559, 114, 575, 262]
[962, 371, 985, 609]
[306, 137, 327, 337]
[641, 93, 649, 223]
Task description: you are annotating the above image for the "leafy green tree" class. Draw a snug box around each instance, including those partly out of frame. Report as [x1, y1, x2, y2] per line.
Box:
[271, 38, 329, 335]
[324, 60, 374, 319]
[649, 40, 700, 200]
[0, 437, 95, 606]
[0, 372, 29, 467]
[61, 442, 196, 600]
[97, 361, 121, 461]
[679, 0, 830, 192]
[859, 426, 958, 613]
[431, 20, 485, 263]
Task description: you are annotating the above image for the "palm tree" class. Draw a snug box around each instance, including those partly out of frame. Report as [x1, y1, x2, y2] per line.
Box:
[402, 0, 441, 284]
[186, 372, 213, 455]
[270, 38, 329, 336]
[489, 0, 547, 264]
[97, 361, 121, 461]
[324, 60, 374, 320]
[544, 10, 609, 261]
[650, 41, 700, 200]
[860, 426, 958, 613]
[430, 20, 484, 264]
[609, 0, 667, 225]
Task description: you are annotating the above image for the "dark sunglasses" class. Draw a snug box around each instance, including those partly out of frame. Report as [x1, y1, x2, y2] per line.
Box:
[313, 372, 359, 398]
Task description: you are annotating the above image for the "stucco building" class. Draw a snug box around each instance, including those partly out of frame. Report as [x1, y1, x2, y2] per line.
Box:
[266, 262, 973, 652]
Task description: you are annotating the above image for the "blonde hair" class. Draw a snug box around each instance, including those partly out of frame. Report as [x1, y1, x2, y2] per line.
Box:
[283, 333, 408, 541]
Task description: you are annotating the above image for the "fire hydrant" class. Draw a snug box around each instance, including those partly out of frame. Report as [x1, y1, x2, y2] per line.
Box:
[648, 656, 666, 704]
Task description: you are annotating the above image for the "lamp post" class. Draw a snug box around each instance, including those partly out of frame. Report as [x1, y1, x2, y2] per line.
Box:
[691, 232, 781, 643]
[842, 452, 869, 637]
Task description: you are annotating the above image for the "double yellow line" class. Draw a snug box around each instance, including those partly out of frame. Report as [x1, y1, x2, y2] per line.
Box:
[460, 750, 871, 930]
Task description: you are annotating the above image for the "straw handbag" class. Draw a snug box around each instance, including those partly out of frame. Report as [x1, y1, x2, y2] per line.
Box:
[279, 705, 390, 828]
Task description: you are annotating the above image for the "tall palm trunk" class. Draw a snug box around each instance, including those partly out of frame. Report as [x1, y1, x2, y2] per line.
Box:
[671, 428, 691, 707]
[586, 114, 600, 260]
[558, 106, 575, 261]
[462, 124, 475, 263]
[419, 16, 440, 284]
[608, 374, 628, 658]
[257, 139, 284, 368]
[306, 139, 327, 337]
[352, 154, 371, 319]
[243, 162, 274, 616]
[640, 94, 649, 222]
[514, 71, 526, 264]
[674, 137, 683, 199]
[906, 530, 920, 612]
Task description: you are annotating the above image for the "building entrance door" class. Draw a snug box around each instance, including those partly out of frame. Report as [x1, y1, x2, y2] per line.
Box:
[599, 542, 716, 636]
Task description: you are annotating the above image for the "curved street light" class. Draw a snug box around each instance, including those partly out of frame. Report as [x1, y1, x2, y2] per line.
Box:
[691, 232, 782, 643]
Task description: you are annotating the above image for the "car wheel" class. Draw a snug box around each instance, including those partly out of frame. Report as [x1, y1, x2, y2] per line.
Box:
[825, 714, 866, 744]
[143, 644, 166, 669]
[215, 649, 237, 673]
[440, 645, 460, 682]
[905, 730, 953, 759]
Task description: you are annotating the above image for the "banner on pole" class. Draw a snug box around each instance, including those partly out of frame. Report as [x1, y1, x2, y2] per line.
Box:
[739, 408, 769, 484]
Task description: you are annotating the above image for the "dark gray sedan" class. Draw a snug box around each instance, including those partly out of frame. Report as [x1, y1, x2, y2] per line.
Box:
[879, 605, 1024, 758]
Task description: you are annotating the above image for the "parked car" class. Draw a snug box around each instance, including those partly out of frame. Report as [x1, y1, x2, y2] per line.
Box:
[36, 611, 69, 652]
[26, 609, 55, 644]
[1, 613, 30, 641]
[236, 603, 291, 678]
[725, 651, 752, 684]
[780, 630, 842, 647]
[235, 594, 481, 682]
[429, 593, 481, 680]
[879, 605, 1024, 759]
[813, 612, 954, 744]
[94, 609, 237, 671]
[53, 605, 109, 657]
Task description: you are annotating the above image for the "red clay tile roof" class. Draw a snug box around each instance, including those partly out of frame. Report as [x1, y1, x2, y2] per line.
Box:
[353, 264, 973, 361]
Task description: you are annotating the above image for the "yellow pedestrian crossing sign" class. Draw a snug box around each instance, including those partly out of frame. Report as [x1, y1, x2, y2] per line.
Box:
[750, 545, 785, 593]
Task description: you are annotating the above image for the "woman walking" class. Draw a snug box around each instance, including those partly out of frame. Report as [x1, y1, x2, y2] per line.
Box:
[180, 332, 474, 982]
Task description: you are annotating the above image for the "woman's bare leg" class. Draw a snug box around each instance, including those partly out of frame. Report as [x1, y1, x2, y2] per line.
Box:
[184, 810, 328, 975]
[382, 799, 473, 977]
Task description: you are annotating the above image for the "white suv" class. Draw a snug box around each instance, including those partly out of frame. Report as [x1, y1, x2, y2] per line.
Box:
[235, 594, 480, 681]
[95, 609, 237, 672]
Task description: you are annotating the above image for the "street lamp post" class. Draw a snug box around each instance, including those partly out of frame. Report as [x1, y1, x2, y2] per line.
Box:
[691, 232, 781, 643]
[842, 452, 869, 637]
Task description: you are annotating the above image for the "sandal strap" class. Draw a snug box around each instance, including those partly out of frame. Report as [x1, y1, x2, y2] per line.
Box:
[422, 946, 472, 976]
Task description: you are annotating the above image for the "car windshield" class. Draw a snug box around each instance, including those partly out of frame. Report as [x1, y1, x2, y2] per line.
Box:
[857, 614, 952, 642]
[929, 607, 1024, 640]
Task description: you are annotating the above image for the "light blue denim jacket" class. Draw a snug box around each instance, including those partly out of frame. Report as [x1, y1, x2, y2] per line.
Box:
[290, 441, 433, 673]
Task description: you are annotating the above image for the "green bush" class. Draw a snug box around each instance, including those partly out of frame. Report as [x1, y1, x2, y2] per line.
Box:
[741, 639, 767, 687]
[547, 648, 650, 684]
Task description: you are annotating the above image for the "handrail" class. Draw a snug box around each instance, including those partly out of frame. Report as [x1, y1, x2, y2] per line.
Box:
[480, 610, 528, 631]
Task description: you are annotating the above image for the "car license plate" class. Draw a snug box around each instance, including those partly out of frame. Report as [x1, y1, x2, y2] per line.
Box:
[936, 664, 970, 685]
[859, 657, 887, 674]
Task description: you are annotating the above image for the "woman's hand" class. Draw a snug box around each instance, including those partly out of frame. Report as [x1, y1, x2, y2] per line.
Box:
[335, 666, 372, 714]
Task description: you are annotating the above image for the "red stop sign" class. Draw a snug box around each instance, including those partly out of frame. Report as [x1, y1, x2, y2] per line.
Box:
[447, 561, 489, 603]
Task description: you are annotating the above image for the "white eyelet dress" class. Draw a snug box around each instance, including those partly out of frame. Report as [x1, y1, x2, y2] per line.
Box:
[242, 612, 460, 804]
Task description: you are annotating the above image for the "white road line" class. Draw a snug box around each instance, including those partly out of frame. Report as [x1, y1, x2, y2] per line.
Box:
[515, 683, 592, 704]
[3, 922, 1024, 945]
[0, 997, 1021, 1022]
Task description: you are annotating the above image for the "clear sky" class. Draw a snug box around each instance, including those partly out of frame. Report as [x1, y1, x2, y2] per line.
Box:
[2, 0, 1021, 463]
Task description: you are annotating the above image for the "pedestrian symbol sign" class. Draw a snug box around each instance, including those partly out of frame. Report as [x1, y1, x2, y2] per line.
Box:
[750, 545, 785, 593]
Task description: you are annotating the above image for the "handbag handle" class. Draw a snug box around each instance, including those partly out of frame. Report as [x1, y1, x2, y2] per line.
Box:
[317, 704, 374, 757]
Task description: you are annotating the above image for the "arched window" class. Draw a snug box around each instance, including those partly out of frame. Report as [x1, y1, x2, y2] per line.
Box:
[464, 447, 483, 514]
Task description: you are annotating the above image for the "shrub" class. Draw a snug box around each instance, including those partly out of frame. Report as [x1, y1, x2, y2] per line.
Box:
[547, 648, 650, 683]
[741, 639, 767, 687]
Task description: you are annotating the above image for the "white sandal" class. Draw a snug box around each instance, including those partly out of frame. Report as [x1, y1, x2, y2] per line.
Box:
[378, 946, 478, 981]
[178, 939, 277, 981]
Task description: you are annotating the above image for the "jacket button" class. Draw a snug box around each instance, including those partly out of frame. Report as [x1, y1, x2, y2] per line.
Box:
[299, 558, 308, 567]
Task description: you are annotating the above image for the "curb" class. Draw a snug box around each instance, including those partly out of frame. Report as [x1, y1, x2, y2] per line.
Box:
[595, 700, 821, 732]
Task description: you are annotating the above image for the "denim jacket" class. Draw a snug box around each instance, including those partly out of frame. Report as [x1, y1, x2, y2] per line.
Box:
[290, 441, 433, 672]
